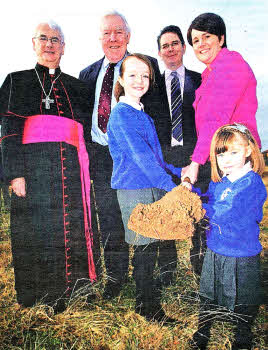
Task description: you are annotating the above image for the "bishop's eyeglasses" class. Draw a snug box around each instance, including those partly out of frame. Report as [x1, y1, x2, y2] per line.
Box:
[34, 35, 62, 44]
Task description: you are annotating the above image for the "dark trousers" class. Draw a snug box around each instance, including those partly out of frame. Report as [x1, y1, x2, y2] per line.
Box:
[88, 143, 129, 285]
[132, 242, 160, 316]
[193, 297, 259, 349]
[157, 240, 178, 286]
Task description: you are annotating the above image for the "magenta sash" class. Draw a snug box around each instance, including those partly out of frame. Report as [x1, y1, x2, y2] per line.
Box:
[22, 114, 96, 282]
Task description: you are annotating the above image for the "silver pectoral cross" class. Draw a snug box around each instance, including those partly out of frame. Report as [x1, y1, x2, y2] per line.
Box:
[42, 96, 54, 109]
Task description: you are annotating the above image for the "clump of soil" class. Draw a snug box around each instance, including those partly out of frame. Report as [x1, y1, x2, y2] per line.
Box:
[128, 186, 206, 240]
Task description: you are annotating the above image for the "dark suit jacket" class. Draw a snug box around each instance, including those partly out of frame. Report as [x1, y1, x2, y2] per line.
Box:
[79, 54, 162, 119]
[146, 68, 201, 167]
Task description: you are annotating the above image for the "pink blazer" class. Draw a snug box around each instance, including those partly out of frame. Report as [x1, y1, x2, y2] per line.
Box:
[192, 48, 261, 165]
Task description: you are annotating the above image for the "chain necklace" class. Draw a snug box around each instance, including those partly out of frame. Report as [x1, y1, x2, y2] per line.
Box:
[34, 68, 62, 109]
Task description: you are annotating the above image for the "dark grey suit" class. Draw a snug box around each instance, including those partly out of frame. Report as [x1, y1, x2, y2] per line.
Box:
[146, 67, 209, 278]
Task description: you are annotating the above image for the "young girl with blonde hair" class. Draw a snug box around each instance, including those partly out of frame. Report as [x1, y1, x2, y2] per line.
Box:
[190, 123, 266, 349]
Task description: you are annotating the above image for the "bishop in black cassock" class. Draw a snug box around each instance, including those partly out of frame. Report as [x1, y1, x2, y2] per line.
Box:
[0, 21, 95, 312]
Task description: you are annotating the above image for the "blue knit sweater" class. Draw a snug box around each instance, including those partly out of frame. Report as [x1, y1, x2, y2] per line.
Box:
[194, 170, 267, 257]
[107, 102, 181, 191]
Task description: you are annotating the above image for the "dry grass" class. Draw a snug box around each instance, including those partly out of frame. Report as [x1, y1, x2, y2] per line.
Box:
[0, 169, 268, 350]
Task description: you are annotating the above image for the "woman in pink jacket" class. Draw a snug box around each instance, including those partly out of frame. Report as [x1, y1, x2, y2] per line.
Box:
[183, 12, 261, 184]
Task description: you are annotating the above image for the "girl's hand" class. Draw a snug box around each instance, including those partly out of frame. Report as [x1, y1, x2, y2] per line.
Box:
[11, 177, 26, 197]
[181, 182, 192, 191]
[181, 161, 200, 184]
[181, 177, 192, 191]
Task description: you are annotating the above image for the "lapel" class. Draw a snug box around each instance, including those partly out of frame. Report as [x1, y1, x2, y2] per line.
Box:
[160, 72, 172, 131]
[183, 69, 196, 105]
[183, 69, 192, 98]
[90, 58, 104, 85]
[160, 73, 169, 107]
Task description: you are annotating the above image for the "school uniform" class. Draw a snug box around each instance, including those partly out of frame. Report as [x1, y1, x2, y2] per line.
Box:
[192, 163, 267, 349]
[107, 97, 181, 318]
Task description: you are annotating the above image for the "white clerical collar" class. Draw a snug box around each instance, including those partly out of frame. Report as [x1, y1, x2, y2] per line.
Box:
[226, 162, 252, 183]
[49, 68, 55, 75]
[119, 96, 144, 111]
[165, 65, 185, 80]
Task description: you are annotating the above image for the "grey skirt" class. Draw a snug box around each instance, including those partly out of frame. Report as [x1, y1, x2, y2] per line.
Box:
[200, 248, 263, 310]
[117, 187, 166, 245]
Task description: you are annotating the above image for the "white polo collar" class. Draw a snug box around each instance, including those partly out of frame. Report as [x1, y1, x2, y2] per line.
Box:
[119, 96, 144, 111]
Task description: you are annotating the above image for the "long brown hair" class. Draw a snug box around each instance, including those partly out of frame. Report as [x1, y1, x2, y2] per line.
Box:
[114, 53, 155, 102]
[210, 124, 265, 182]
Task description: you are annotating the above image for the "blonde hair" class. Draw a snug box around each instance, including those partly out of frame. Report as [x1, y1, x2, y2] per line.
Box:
[210, 123, 265, 182]
[114, 53, 155, 102]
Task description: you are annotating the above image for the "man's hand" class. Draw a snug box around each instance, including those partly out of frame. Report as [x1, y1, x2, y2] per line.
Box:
[11, 177, 26, 197]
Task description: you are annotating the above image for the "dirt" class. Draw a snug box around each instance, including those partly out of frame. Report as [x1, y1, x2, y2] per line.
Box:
[128, 185, 206, 240]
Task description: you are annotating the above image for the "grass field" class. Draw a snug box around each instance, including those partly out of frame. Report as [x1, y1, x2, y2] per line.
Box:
[0, 170, 267, 350]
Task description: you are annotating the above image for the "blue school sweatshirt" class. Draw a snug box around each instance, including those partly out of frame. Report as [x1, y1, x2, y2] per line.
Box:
[107, 102, 181, 192]
[195, 170, 267, 257]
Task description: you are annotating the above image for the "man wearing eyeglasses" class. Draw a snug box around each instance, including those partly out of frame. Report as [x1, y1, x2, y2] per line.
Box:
[33, 24, 65, 70]
[153, 25, 207, 279]
[156, 25, 201, 165]
[79, 11, 162, 301]
[0, 21, 96, 312]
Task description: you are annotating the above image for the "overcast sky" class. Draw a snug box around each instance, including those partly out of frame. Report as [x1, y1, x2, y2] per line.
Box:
[1, 0, 267, 149]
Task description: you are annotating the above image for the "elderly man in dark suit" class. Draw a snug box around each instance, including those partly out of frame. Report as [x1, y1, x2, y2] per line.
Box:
[79, 11, 161, 299]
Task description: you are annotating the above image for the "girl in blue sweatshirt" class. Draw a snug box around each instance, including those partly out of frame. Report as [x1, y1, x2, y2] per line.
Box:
[107, 54, 182, 322]
[189, 124, 266, 349]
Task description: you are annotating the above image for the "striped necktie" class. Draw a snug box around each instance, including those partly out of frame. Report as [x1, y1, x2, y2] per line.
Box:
[98, 63, 115, 133]
[171, 71, 183, 142]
